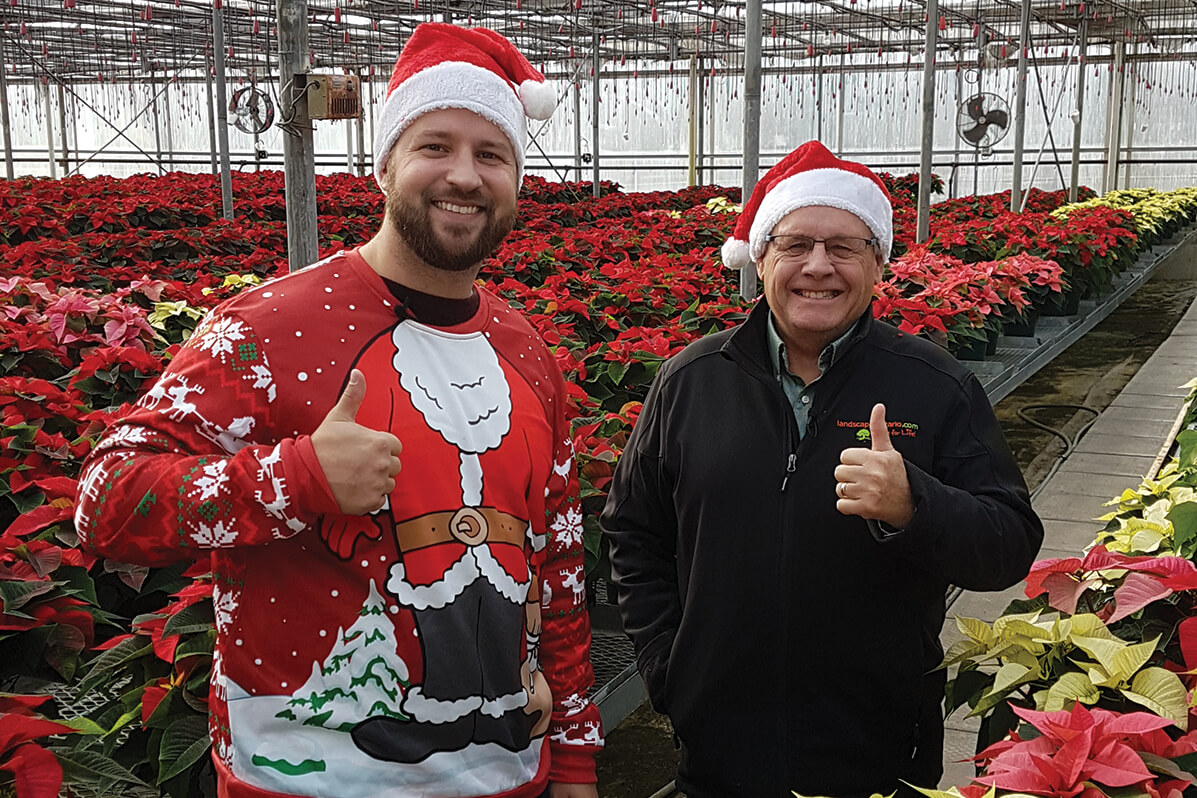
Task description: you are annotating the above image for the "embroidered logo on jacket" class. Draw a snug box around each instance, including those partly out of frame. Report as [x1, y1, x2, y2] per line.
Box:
[836, 418, 920, 440]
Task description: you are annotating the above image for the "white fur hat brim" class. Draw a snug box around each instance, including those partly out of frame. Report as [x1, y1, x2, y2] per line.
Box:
[748, 168, 893, 262]
[374, 61, 529, 190]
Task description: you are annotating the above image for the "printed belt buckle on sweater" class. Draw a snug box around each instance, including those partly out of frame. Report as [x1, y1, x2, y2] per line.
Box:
[450, 506, 488, 545]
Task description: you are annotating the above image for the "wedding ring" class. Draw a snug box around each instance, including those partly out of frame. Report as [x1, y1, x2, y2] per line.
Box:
[836, 482, 847, 499]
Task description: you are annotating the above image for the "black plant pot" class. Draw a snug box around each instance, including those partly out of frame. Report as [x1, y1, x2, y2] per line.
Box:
[1042, 288, 1081, 317]
[1002, 307, 1040, 337]
[951, 336, 988, 362]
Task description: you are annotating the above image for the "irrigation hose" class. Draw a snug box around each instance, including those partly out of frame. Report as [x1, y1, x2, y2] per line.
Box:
[944, 402, 1099, 610]
[1018, 403, 1102, 500]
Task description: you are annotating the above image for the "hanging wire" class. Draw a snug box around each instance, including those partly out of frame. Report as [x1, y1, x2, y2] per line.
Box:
[943, 402, 1100, 610]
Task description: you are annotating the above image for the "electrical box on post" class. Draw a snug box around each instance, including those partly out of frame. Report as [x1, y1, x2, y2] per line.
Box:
[306, 74, 362, 120]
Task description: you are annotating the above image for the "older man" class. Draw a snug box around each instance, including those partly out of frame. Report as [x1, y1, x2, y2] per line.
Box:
[602, 141, 1042, 798]
[75, 23, 601, 798]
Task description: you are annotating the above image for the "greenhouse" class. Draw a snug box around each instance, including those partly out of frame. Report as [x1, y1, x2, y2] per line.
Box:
[2, 0, 1197, 797]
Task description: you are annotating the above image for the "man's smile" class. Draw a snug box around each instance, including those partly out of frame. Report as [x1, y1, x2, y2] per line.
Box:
[432, 200, 482, 215]
[793, 289, 842, 299]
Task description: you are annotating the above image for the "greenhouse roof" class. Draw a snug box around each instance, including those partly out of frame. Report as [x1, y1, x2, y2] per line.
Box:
[0, 0, 1194, 83]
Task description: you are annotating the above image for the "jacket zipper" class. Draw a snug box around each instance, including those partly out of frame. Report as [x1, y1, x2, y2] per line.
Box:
[776, 381, 802, 791]
[780, 452, 796, 492]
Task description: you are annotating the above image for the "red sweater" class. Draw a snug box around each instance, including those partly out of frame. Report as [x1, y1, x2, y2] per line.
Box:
[76, 249, 603, 798]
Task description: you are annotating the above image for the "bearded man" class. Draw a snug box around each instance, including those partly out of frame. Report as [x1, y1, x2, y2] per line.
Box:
[75, 23, 602, 798]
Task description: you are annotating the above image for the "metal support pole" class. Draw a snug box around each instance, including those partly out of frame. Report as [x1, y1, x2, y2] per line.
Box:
[1068, 18, 1088, 202]
[163, 76, 175, 171]
[916, 0, 938, 243]
[573, 78, 582, 182]
[1010, 0, 1032, 212]
[687, 54, 698, 187]
[205, 48, 218, 173]
[815, 56, 824, 143]
[740, 0, 763, 299]
[591, 29, 600, 198]
[1122, 43, 1137, 190]
[950, 66, 962, 198]
[150, 70, 165, 175]
[346, 120, 354, 173]
[355, 70, 366, 177]
[69, 90, 79, 173]
[1102, 41, 1126, 193]
[279, 0, 319, 270]
[57, 81, 70, 173]
[974, 21, 986, 197]
[213, 6, 234, 219]
[366, 71, 375, 160]
[697, 56, 705, 185]
[837, 54, 846, 155]
[0, 35, 14, 179]
[42, 81, 56, 178]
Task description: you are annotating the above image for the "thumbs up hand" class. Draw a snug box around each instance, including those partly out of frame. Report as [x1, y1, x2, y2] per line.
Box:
[834, 403, 914, 528]
[311, 369, 404, 516]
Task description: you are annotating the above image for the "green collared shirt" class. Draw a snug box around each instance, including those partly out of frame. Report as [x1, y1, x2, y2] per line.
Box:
[766, 313, 861, 439]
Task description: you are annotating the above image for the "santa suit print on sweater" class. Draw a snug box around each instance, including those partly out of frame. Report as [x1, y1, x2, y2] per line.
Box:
[74, 248, 602, 798]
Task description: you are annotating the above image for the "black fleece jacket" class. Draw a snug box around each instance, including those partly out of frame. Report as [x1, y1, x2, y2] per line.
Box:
[601, 300, 1043, 798]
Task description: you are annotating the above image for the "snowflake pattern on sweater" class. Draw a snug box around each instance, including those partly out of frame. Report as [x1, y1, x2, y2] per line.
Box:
[75, 250, 602, 798]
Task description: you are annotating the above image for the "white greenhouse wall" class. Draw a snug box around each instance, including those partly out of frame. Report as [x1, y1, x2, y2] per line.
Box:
[3, 44, 1195, 196]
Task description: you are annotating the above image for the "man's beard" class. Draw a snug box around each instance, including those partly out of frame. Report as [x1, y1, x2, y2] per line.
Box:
[387, 190, 515, 273]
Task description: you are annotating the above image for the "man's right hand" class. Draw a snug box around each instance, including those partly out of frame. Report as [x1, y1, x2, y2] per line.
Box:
[311, 369, 403, 516]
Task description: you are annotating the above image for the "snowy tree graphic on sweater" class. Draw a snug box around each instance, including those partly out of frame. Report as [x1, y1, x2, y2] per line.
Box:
[276, 581, 411, 734]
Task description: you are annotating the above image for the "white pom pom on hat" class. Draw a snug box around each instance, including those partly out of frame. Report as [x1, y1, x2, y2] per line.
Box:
[518, 79, 557, 121]
[373, 22, 557, 188]
[721, 141, 895, 269]
[721, 238, 752, 271]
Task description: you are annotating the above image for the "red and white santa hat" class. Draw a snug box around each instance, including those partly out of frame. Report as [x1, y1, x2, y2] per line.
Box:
[721, 140, 894, 269]
[373, 22, 556, 188]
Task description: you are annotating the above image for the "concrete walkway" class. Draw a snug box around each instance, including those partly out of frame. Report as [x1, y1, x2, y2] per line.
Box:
[939, 266, 1197, 789]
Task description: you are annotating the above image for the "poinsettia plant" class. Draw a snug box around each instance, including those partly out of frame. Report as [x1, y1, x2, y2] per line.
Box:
[0, 693, 78, 798]
[0, 167, 1176, 798]
[912, 703, 1197, 798]
[943, 380, 1197, 794]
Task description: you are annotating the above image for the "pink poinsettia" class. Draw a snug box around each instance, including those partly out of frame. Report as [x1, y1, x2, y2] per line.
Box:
[1024, 545, 1197, 620]
[972, 703, 1176, 797]
[100, 302, 156, 348]
[43, 292, 104, 347]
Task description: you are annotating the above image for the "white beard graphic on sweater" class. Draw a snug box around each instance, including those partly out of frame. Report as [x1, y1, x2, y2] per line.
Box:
[392, 322, 511, 505]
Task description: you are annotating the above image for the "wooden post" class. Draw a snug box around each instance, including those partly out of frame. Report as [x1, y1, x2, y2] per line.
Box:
[278, 0, 319, 271]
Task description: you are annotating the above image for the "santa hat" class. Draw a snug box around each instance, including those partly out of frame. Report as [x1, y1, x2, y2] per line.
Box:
[721, 140, 894, 269]
[373, 23, 556, 188]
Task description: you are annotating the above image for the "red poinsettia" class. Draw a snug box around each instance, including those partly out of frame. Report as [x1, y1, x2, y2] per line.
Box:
[0, 695, 75, 798]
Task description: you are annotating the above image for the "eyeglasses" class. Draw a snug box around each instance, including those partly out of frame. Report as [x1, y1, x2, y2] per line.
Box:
[764, 234, 878, 262]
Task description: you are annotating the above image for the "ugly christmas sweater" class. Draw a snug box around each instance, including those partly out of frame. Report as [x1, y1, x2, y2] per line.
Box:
[75, 248, 603, 798]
